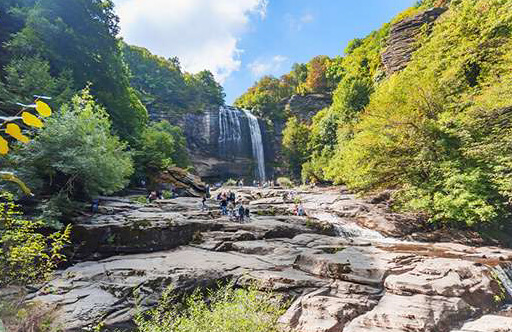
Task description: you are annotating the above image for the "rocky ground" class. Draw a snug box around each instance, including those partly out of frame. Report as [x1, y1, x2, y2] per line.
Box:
[18, 187, 512, 331]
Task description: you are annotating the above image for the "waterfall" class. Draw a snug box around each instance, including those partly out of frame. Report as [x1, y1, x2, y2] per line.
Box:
[243, 110, 266, 181]
[218, 106, 242, 157]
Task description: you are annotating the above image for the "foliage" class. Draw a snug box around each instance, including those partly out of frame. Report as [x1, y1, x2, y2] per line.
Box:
[2, 0, 148, 140]
[134, 120, 189, 182]
[184, 70, 225, 107]
[134, 283, 286, 332]
[0, 191, 71, 286]
[234, 75, 292, 122]
[277, 177, 293, 189]
[323, 0, 512, 227]
[9, 89, 134, 201]
[282, 117, 310, 179]
[224, 178, 237, 186]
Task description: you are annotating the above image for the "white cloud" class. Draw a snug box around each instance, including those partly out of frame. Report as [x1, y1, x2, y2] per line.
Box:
[114, 0, 268, 83]
[248, 55, 288, 77]
[286, 12, 315, 32]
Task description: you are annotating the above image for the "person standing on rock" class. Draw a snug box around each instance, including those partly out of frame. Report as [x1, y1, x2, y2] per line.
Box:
[238, 203, 245, 222]
[220, 196, 227, 215]
[201, 196, 208, 212]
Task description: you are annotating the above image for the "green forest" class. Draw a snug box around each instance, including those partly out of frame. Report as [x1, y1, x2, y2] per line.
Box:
[237, 0, 512, 229]
[0, 0, 225, 213]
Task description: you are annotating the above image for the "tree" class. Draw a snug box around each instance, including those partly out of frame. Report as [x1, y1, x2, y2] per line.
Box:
[6, 0, 147, 140]
[134, 120, 189, 183]
[10, 88, 134, 201]
[282, 117, 310, 179]
[0, 191, 71, 286]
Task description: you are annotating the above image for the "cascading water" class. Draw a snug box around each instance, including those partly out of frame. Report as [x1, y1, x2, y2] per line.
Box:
[218, 106, 242, 157]
[243, 109, 266, 181]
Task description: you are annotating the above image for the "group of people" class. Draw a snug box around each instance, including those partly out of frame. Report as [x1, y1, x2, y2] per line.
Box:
[217, 190, 249, 222]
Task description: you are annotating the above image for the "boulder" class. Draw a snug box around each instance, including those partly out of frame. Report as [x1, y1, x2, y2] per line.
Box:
[157, 166, 206, 197]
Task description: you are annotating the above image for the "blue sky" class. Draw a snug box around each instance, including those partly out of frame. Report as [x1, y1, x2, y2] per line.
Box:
[113, 0, 416, 104]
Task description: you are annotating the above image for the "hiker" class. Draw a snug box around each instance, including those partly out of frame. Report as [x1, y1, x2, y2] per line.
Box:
[201, 196, 208, 212]
[228, 199, 235, 219]
[297, 203, 305, 216]
[205, 184, 210, 198]
[220, 197, 228, 215]
[238, 203, 245, 222]
[147, 191, 158, 203]
[230, 191, 236, 202]
[244, 207, 250, 220]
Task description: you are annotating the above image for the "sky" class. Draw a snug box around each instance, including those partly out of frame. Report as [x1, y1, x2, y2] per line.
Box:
[113, 0, 417, 105]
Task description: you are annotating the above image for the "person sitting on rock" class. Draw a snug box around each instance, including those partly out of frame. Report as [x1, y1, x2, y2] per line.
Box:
[147, 191, 158, 203]
[297, 202, 305, 216]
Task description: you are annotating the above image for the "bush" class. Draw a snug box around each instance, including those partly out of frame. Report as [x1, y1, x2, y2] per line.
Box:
[9, 88, 134, 201]
[135, 283, 286, 332]
[277, 177, 293, 189]
[0, 192, 71, 286]
[224, 178, 237, 186]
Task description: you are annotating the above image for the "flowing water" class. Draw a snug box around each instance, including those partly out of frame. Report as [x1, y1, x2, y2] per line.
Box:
[243, 109, 266, 181]
[218, 106, 243, 156]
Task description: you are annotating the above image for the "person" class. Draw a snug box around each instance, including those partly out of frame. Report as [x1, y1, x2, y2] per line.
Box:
[201, 196, 208, 212]
[220, 197, 227, 215]
[238, 203, 245, 222]
[297, 202, 305, 216]
[147, 191, 158, 203]
[205, 184, 210, 198]
[293, 203, 298, 216]
[230, 191, 236, 202]
[228, 200, 235, 219]
[244, 207, 250, 220]
[91, 198, 99, 213]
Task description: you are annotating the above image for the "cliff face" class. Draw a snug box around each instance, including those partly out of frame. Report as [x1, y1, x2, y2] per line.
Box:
[285, 93, 332, 123]
[183, 106, 274, 182]
[381, 7, 447, 75]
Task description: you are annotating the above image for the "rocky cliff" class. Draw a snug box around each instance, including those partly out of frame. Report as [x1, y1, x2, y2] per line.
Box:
[381, 7, 447, 75]
[152, 105, 274, 182]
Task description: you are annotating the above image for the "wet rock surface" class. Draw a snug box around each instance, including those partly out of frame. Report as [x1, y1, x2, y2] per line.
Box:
[20, 187, 512, 331]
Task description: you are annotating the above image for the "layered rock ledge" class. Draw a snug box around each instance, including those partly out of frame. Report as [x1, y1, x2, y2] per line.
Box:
[21, 187, 512, 331]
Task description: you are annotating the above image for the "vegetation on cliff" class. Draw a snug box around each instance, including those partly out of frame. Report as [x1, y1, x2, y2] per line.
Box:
[239, 0, 512, 228]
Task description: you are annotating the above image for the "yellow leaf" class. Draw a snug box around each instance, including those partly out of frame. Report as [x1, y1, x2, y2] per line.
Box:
[22, 112, 43, 128]
[6, 123, 30, 143]
[35, 101, 52, 117]
[0, 136, 8, 154]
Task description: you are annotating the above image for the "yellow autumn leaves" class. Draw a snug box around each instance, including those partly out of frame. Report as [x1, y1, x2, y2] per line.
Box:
[0, 100, 52, 155]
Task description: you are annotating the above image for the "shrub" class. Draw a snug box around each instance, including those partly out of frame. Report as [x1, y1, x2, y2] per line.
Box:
[277, 177, 293, 189]
[134, 283, 286, 332]
[0, 192, 71, 286]
[224, 178, 237, 186]
[9, 88, 134, 201]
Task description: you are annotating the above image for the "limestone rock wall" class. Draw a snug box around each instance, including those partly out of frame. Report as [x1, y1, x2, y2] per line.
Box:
[381, 7, 447, 75]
